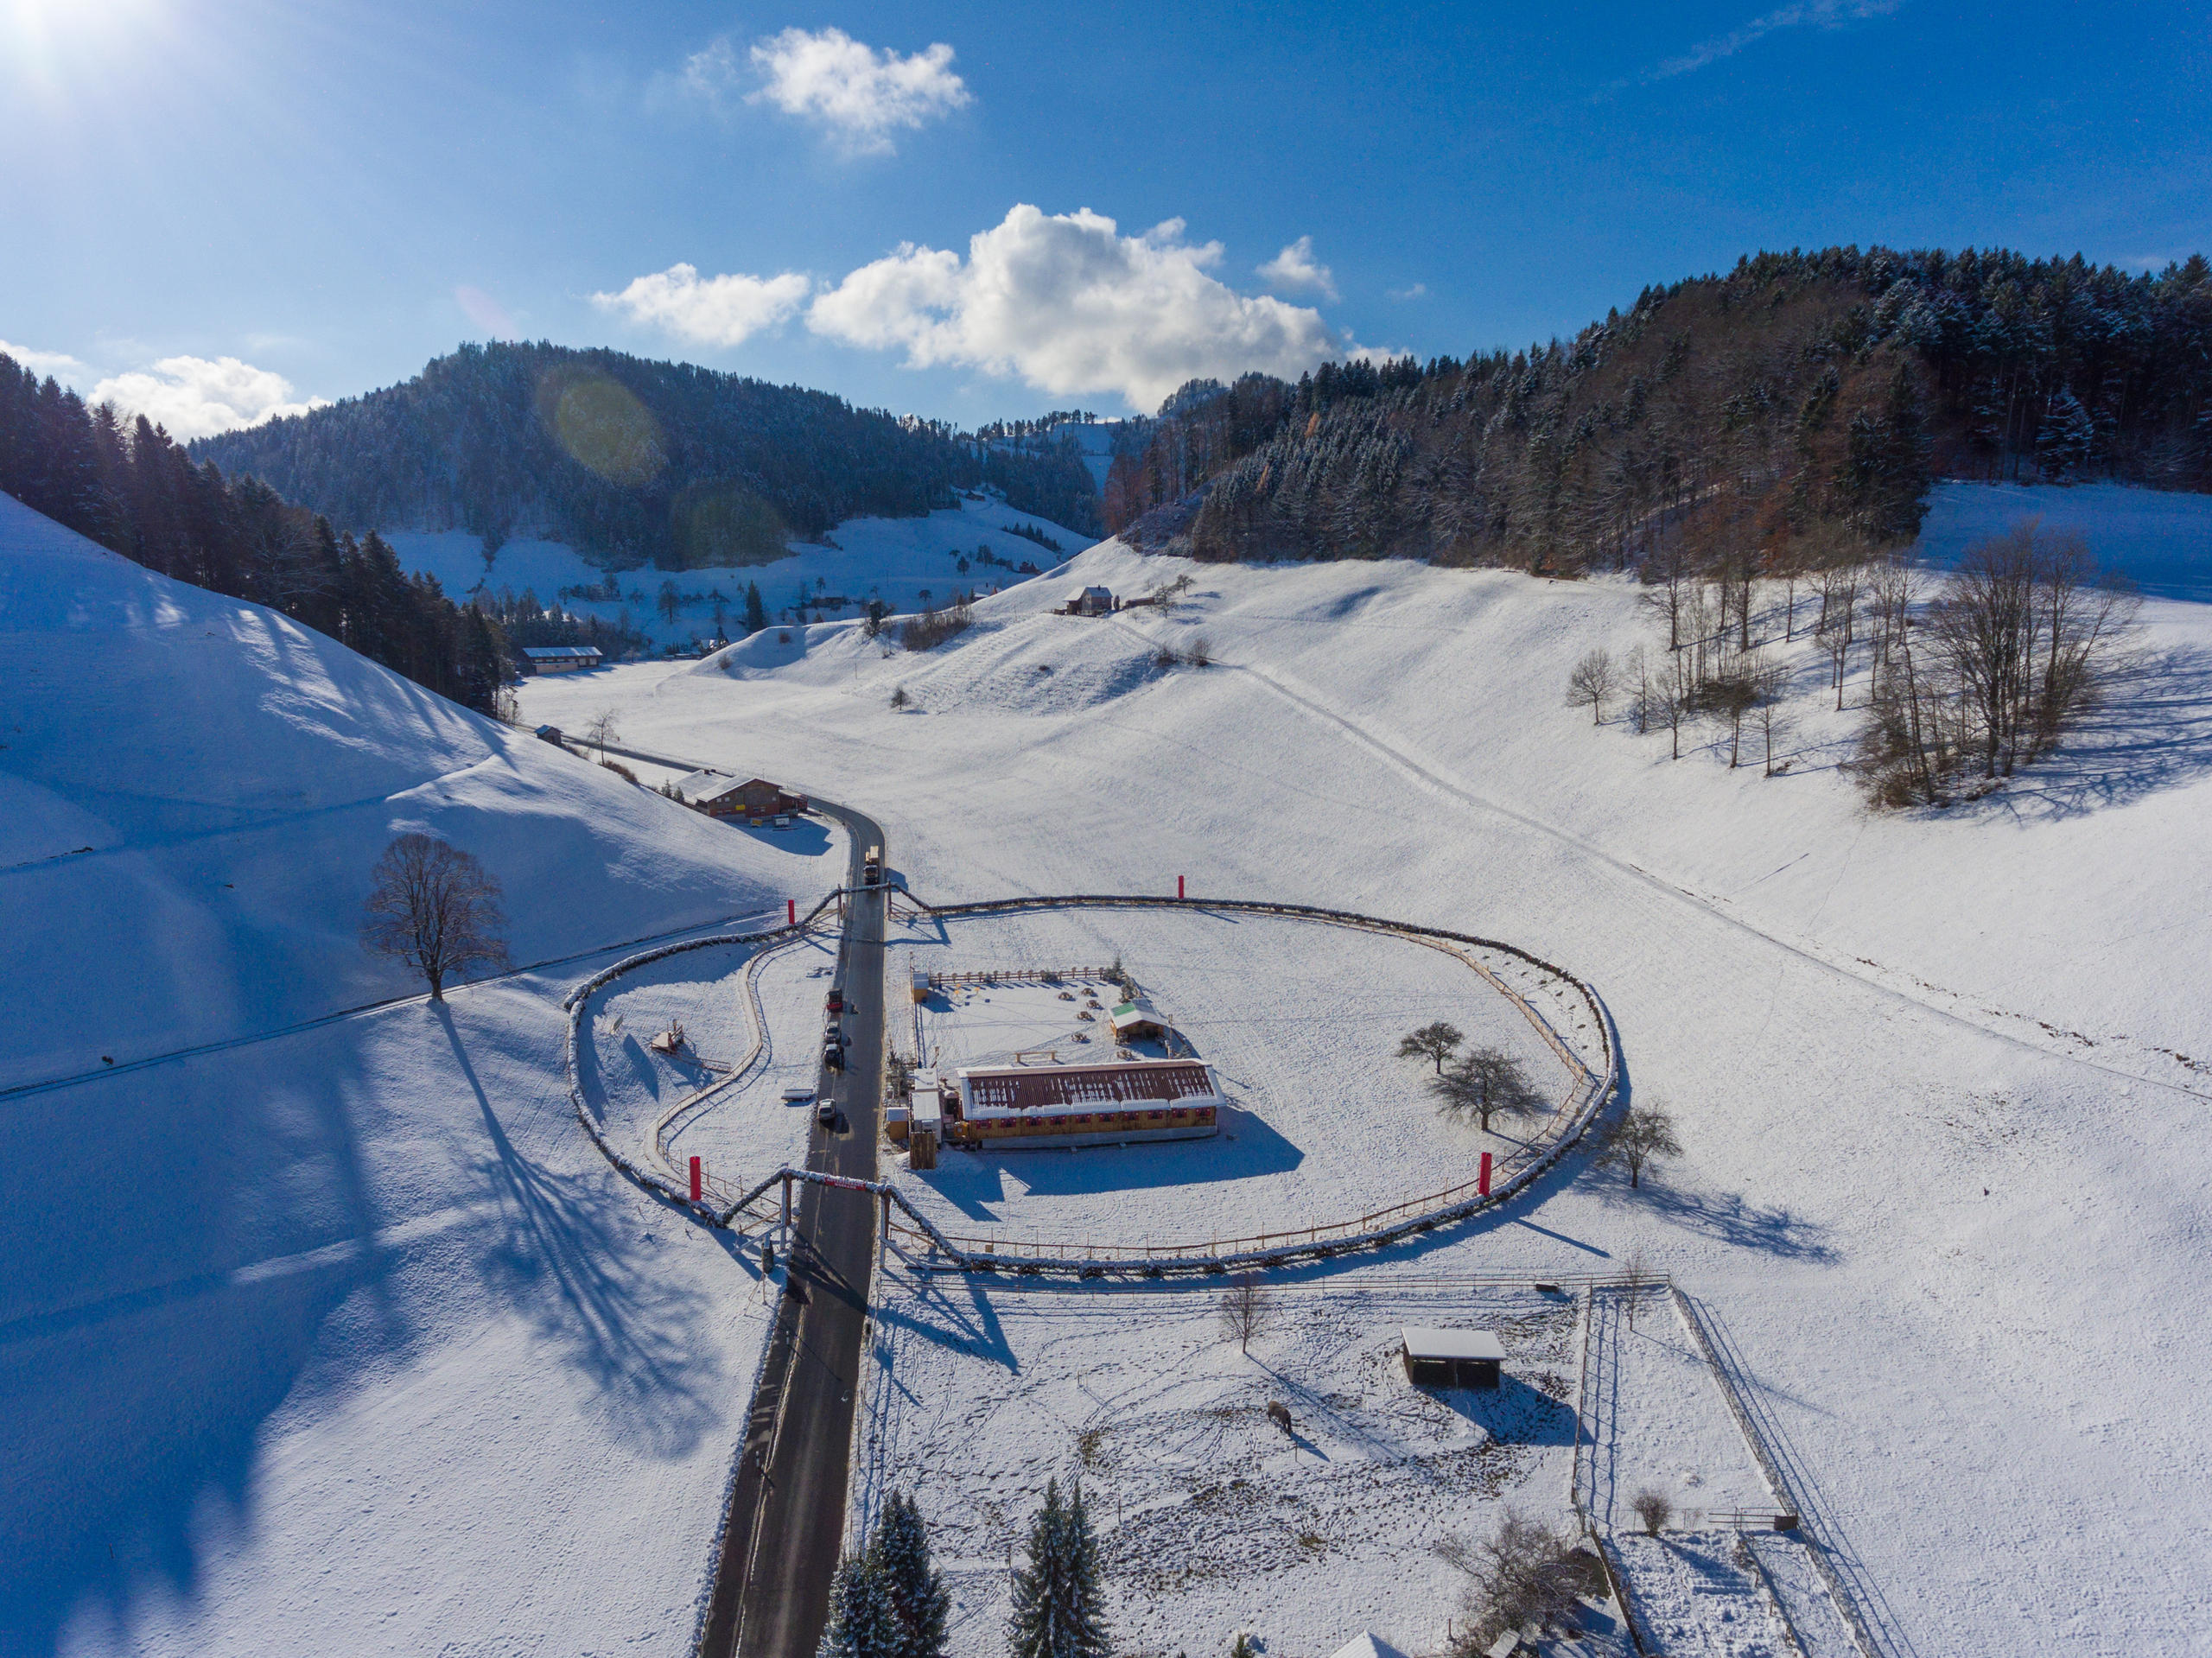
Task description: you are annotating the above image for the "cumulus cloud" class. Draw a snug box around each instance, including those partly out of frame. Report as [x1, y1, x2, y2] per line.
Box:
[684, 26, 969, 154]
[806, 205, 1343, 411]
[1651, 0, 1901, 79]
[91, 356, 326, 441]
[591, 264, 811, 349]
[1, 339, 89, 380]
[1258, 235, 1339, 302]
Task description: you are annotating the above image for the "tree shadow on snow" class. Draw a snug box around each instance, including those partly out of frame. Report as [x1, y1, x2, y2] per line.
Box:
[1589, 1162, 1839, 1265]
[1939, 643, 2212, 821]
[442, 1008, 722, 1461]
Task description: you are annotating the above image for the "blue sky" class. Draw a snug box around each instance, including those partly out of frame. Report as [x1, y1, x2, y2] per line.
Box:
[3, 0, 2207, 437]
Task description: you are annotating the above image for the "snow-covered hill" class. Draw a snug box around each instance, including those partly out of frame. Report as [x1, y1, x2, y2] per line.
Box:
[385, 492, 1096, 652]
[523, 481, 2212, 1656]
[0, 494, 835, 1657]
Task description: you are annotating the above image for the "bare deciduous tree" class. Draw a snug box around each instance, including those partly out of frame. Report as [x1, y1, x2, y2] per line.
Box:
[1631, 1487, 1672, 1536]
[1599, 1105, 1681, 1190]
[1396, 1020, 1465, 1076]
[1435, 1508, 1597, 1654]
[1431, 1046, 1546, 1134]
[1567, 648, 1616, 725]
[360, 833, 511, 1001]
[584, 707, 620, 759]
[1217, 1272, 1271, 1355]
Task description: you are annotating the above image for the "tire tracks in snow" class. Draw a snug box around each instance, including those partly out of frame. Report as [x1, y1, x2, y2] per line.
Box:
[1204, 645, 2212, 1107]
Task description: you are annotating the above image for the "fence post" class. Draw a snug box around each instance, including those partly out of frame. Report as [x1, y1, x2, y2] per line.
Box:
[879, 1190, 890, 1270]
[1177, 874, 1185, 900]
[1478, 1152, 1491, 1197]
[787, 898, 796, 926]
[690, 1155, 702, 1204]
[781, 1172, 792, 1229]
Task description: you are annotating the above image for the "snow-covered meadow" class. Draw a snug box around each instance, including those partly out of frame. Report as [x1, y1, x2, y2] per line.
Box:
[524, 480, 2212, 1656]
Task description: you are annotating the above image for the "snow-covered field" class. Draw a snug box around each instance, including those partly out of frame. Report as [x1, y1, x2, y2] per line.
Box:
[524, 480, 2212, 1657]
[384, 492, 1091, 651]
[882, 905, 1595, 1249]
[0, 495, 836, 1657]
[849, 1275, 1587, 1658]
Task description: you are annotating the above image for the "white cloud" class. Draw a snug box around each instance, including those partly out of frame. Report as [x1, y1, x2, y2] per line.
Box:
[805, 204, 1344, 411]
[1258, 236, 1339, 302]
[0, 338, 88, 381]
[591, 264, 811, 349]
[1652, 0, 1901, 79]
[1389, 283, 1428, 301]
[90, 356, 327, 441]
[683, 26, 969, 154]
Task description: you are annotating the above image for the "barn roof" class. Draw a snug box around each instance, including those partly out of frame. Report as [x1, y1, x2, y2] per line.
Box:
[958, 1058, 1219, 1115]
[1401, 1325, 1506, 1363]
[1328, 1636, 1409, 1658]
[521, 645, 601, 661]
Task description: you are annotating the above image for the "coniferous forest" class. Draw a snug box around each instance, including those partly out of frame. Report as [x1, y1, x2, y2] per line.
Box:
[1, 353, 510, 714]
[193, 340, 1105, 567]
[1105, 247, 2212, 574]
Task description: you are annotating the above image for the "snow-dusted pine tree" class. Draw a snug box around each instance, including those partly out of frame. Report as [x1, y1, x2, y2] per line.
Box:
[868, 1491, 950, 1658]
[1007, 1479, 1110, 1658]
[819, 1555, 901, 1658]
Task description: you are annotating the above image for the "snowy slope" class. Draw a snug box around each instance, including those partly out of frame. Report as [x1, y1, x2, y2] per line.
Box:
[384, 492, 1096, 651]
[524, 482, 2212, 1657]
[0, 493, 836, 1658]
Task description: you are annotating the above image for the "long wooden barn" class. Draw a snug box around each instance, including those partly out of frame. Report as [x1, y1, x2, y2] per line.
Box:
[931, 1057, 1224, 1149]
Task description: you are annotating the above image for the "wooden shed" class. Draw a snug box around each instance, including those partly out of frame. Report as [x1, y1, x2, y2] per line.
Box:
[1401, 1325, 1504, 1389]
[1109, 998, 1166, 1043]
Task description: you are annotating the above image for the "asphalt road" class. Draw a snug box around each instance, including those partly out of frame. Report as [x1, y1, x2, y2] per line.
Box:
[699, 799, 887, 1658]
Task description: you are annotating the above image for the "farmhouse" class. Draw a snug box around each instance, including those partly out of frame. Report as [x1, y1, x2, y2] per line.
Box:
[936, 1057, 1223, 1148]
[1062, 586, 1115, 617]
[1401, 1325, 1504, 1390]
[521, 645, 601, 673]
[673, 771, 808, 819]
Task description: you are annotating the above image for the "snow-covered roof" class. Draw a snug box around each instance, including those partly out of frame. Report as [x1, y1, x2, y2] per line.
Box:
[1328, 1635, 1409, 1658]
[957, 1058, 1221, 1117]
[521, 645, 601, 661]
[675, 767, 730, 798]
[1402, 1326, 1505, 1363]
[1109, 998, 1165, 1032]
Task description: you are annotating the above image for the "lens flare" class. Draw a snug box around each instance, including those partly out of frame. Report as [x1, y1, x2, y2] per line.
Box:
[535, 366, 663, 486]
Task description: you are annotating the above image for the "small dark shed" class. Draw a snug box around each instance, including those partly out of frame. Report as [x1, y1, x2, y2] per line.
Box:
[1401, 1325, 1504, 1389]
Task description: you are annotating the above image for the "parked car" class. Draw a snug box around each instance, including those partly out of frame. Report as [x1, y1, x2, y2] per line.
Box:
[816, 1100, 836, 1127]
[823, 1041, 844, 1071]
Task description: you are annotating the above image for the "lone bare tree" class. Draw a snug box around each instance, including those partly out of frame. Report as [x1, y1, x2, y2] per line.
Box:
[361, 833, 511, 1001]
[584, 707, 620, 760]
[1396, 1020, 1465, 1076]
[1435, 1508, 1597, 1654]
[1431, 1046, 1546, 1134]
[1598, 1105, 1682, 1190]
[1567, 648, 1616, 725]
[1217, 1272, 1271, 1355]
